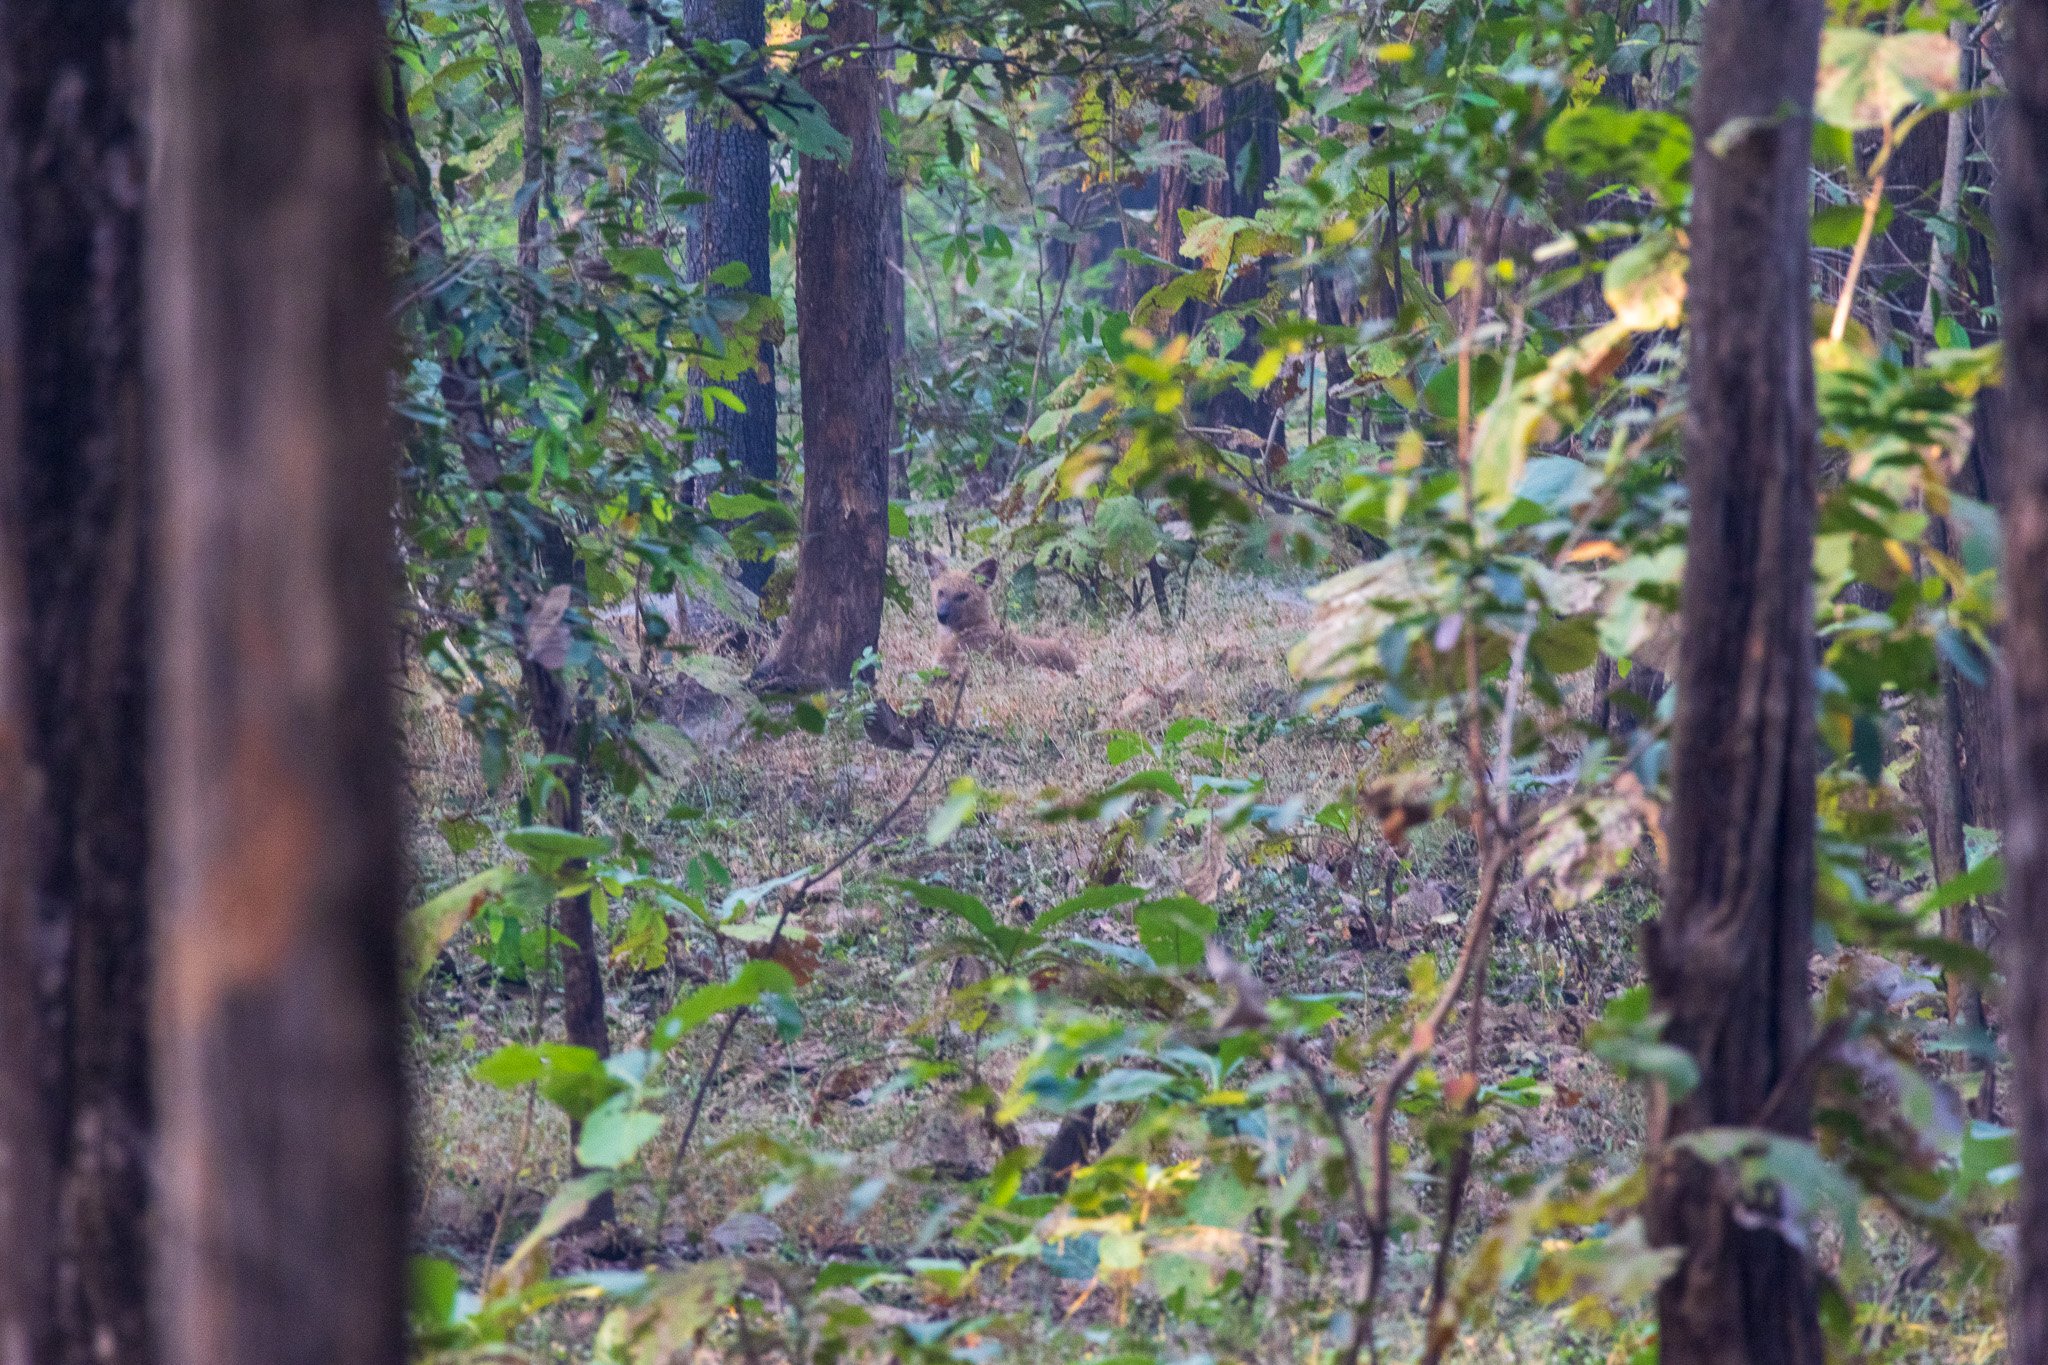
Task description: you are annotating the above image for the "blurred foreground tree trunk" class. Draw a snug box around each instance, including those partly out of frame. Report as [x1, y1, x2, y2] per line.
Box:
[1643, 0, 1826, 1362]
[683, 0, 780, 592]
[148, 0, 407, 1361]
[1996, 0, 2048, 1356]
[755, 0, 892, 693]
[0, 4, 154, 1362]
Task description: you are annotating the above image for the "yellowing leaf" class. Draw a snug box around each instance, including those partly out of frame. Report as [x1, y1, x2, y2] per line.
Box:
[1602, 233, 1687, 331]
[1562, 539, 1623, 564]
[1815, 27, 1959, 131]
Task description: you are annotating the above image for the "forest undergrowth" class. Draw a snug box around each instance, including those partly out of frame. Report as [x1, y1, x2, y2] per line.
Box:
[406, 568, 1768, 1360]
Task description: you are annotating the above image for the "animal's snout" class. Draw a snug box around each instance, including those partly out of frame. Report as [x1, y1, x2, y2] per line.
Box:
[935, 600, 954, 625]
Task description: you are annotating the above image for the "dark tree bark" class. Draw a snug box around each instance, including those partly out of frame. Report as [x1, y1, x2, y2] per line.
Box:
[1313, 275, 1353, 440]
[1146, 79, 1281, 454]
[147, 1, 407, 1362]
[505, 0, 547, 275]
[1996, 1, 2048, 1356]
[1643, 1, 1826, 1363]
[455, 7, 618, 1225]
[683, 0, 779, 592]
[754, 0, 892, 693]
[0, 4, 153, 1363]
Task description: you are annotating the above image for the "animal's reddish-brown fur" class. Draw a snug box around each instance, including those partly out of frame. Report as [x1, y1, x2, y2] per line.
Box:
[928, 557, 1079, 675]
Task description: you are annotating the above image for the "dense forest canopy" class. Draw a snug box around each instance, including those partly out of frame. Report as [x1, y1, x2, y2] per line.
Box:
[14, 0, 2048, 1362]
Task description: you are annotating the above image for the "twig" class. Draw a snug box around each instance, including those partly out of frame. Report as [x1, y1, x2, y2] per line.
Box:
[649, 675, 970, 1244]
[1341, 847, 1510, 1365]
[482, 896, 558, 1278]
[1829, 106, 1937, 343]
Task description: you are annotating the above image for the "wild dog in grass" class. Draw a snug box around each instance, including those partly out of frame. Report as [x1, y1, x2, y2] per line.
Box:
[921, 553, 1079, 675]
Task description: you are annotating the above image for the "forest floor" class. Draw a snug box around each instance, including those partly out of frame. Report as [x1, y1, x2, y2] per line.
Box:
[403, 565, 1665, 1356]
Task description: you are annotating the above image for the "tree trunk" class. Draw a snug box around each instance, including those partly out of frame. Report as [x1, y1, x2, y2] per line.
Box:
[754, 0, 892, 693]
[1149, 80, 1281, 452]
[147, 2, 407, 1362]
[0, 5, 154, 1362]
[1643, 1, 1826, 1363]
[387, 44, 615, 1223]
[1995, 1, 2048, 1355]
[683, 0, 779, 592]
[1190, 79, 1280, 447]
[1313, 275, 1353, 440]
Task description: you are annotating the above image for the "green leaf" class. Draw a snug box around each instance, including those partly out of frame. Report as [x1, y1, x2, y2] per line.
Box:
[894, 879, 1022, 960]
[607, 245, 680, 285]
[1543, 105, 1691, 203]
[1812, 199, 1892, 250]
[1530, 616, 1600, 675]
[1921, 856, 2003, 915]
[927, 777, 980, 847]
[410, 1256, 461, 1330]
[1104, 730, 1151, 766]
[492, 1174, 613, 1295]
[1131, 268, 1220, 327]
[473, 1043, 545, 1089]
[403, 866, 513, 991]
[576, 1096, 665, 1169]
[503, 826, 612, 873]
[1033, 884, 1144, 933]
[1105, 769, 1186, 801]
[1134, 896, 1217, 969]
[707, 491, 781, 520]
[656, 959, 798, 1047]
[707, 260, 752, 288]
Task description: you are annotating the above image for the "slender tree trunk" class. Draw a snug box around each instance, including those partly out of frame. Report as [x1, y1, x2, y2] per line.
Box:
[0, 5, 153, 1362]
[683, 0, 779, 592]
[754, 0, 891, 693]
[146, 2, 407, 1362]
[1313, 275, 1353, 439]
[1996, 2, 2048, 1356]
[1147, 79, 1281, 451]
[1191, 79, 1280, 448]
[1643, 1, 1826, 1363]
[505, 0, 546, 274]
[493, 3, 617, 1225]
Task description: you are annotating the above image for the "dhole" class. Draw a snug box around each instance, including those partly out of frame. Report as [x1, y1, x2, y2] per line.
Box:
[925, 556, 1079, 675]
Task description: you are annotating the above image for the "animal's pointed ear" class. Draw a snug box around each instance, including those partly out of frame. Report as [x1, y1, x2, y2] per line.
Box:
[914, 545, 945, 576]
[971, 556, 1000, 587]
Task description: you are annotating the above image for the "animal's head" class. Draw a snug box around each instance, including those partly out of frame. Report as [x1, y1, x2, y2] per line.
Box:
[928, 556, 999, 630]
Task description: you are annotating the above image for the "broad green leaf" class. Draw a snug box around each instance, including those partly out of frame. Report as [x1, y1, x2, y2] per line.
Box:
[410, 1256, 462, 1330]
[1813, 198, 1892, 250]
[656, 959, 798, 1046]
[706, 491, 780, 520]
[1033, 884, 1145, 933]
[707, 260, 752, 288]
[576, 1096, 665, 1170]
[473, 1043, 545, 1089]
[1131, 268, 1220, 327]
[926, 778, 980, 847]
[403, 866, 513, 991]
[1920, 855, 2003, 915]
[488, 1174, 612, 1300]
[503, 826, 612, 873]
[1134, 896, 1217, 968]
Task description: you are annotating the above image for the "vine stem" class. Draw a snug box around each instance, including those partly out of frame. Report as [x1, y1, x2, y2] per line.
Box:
[649, 675, 969, 1246]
